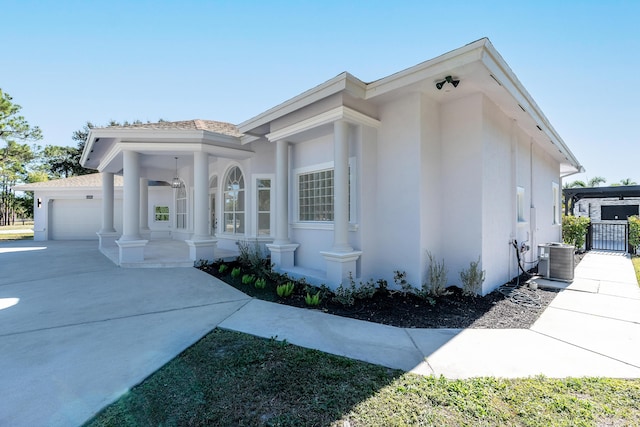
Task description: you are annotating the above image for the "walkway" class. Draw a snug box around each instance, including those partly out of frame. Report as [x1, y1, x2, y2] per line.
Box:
[0, 241, 639, 426]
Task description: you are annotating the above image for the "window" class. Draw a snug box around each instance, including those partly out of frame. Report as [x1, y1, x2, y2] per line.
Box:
[257, 178, 271, 235]
[154, 206, 169, 222]
[517, 187, 525, 223]
[223, 166, 244, 234]
[552, 182, 560, 224]
[299, 169, 334, 221]
[175, 182, 187, 229]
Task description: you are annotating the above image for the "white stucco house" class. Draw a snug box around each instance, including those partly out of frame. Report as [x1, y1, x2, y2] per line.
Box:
[20, 38, 583, 294]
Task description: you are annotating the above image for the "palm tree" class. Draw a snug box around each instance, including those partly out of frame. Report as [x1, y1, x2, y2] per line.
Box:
[619, 178, 637, 186]
[587, 176, 606, 187]
[563, 180, 586, 189]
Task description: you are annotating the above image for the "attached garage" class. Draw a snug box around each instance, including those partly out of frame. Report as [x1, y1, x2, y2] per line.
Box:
[48, 198, 123, 240]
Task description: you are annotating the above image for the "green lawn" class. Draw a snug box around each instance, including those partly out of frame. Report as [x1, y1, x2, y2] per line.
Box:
[633, 257, 640, 286]
[0, 223, 34, 241]
[85, 329, 640, 427]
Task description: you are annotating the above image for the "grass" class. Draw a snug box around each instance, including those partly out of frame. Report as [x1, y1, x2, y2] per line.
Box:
[0, 222, 34, 240]
[85, 329, 640, 427]
[633, 256, 640, 286]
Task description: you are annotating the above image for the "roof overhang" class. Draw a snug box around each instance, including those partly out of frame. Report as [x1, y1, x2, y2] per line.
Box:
[81, 128, 252, 173]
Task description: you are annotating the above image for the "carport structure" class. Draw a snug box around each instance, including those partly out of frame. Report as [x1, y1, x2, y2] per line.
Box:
[80, 120, 253, 264]
[563, 185, 640, 216]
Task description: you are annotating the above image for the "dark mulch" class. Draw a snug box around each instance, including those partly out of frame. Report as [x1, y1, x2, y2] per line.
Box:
[199, 253, 584, 330]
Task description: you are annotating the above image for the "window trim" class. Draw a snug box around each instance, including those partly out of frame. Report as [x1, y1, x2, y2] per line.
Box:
[552, 182, 560, 225]
[516, 186, 526, 223]
[252, 174, 274, 237]
[293, 158, 357, 229]
[175, 181, 187, 229]
[222, 165, 246, 236]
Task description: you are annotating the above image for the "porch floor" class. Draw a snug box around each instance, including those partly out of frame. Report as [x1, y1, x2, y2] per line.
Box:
[100, 239, 239, 268]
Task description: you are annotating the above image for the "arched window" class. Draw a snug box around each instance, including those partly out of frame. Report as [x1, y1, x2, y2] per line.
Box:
[175, 181, 187, 229]
[223, 166, 244, 234]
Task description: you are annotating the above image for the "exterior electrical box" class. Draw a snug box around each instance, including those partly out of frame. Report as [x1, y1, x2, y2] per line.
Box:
[538, 243, 575, 282]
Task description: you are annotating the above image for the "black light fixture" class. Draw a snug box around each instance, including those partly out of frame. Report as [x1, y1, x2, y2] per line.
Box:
[171, 157, 182, 188]
[436, 75, 460, 90]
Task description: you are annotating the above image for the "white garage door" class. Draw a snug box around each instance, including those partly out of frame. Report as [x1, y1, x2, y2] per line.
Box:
[50, 199, 122, 240]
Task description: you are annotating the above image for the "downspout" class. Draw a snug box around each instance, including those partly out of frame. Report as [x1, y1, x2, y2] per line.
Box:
[509, 119, 517, 280]
[529, 138, 535, 266]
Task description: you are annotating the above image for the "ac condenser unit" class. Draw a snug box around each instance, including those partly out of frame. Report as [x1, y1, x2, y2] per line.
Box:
[538, 243, 575, 282]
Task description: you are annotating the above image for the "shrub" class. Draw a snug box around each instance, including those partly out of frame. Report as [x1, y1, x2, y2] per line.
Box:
[562, 215, 590, 249]
[459, 256, 486, 296]
[237, 240, 272, 275]
[276, 282, 295, 297]
[425, 251, 448, 297]
[231, 267, 242, 279]
[254, 278, 267, 289]
[629, 216, 640, 254]
[393, 270, 414, 294]
[218, 264, 228, 274]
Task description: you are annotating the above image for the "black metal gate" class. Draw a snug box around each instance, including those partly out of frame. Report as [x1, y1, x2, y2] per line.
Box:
[586, 222, 629, 252]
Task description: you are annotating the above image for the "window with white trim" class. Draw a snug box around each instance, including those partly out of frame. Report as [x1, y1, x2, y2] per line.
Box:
[299, 169, 334, 221]
[223, 166, 245, 234]
[256, 178, 271, 235]
[154, 206, 169, 222]
[175, 182, 187, 229]
[296, 159, 355, 224]
[516, 187, 525, 223]
[552, 182, 560, 224]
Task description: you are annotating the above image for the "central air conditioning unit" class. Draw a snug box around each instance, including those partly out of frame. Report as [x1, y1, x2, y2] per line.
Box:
[538, 243, 575, 282]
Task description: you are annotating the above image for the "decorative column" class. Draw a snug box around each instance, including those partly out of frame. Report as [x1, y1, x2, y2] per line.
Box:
[139, 177, 151, 239]
[321, 121, 361, 287]
[267, 139, 298, 270]
[116, 150, 148, 264]
[186, 151, 216, 262]
[97, 171, 118, 250]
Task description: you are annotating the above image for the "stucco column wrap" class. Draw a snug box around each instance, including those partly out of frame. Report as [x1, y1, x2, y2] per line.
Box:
[139, 177, 150, 233]
[100, 172, 116, 233]
[120, 150, 141, 241]
[332, 120, 352, 252]
[274, 139, 290, 244]
[192, 151, 210, 240]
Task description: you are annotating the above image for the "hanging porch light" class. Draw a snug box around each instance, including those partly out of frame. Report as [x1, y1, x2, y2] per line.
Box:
[171, 157, 182, 188]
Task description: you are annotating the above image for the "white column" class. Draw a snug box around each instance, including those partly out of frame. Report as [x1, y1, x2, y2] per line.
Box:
[120, 150, 142, 241]
[192, 151, 210, 240]
[100, 172, 116, 233]
[186, 151, 216, 263]
[267, 139, 298, 269]
[139, 177, 150, 237]
[274, 139, 290, 244]
[332, 120, 353, 252]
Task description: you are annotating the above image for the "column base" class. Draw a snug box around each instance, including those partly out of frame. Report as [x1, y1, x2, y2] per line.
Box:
[116, 239, 148, 264]
[139, 227, 151, 240]
[97, 231, 119, 250]
[267, 243, 299, 270]
[186, 239, 217, 263]
[320, 250, 363, 289]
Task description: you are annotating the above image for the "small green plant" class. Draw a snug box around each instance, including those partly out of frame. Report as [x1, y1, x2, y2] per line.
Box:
[305, 291, 322, 306]
[241, 274, 256, 285]
[218, 264, 228, 274]
[333, 282, 355, 306]
[562, 215, 590, 250]
[393, 270, 415, 294]
[231, 267, 242, 279]
[460, 256, 486, 296]
[254, 277, 267, 289]
[276, 282, 295, 297]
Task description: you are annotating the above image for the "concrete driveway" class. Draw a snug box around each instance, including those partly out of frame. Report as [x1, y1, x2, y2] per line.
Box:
[0, 240, 251, 427]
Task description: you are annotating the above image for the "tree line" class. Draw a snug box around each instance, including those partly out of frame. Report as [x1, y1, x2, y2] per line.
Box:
[563, 176, 637, 189]
[0, 88, 161, 225]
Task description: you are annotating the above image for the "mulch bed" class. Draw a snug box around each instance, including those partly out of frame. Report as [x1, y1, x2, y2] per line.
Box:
[199, 253, 584, 330]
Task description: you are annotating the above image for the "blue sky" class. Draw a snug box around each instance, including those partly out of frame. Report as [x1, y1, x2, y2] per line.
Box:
[2, 0, 638, 185]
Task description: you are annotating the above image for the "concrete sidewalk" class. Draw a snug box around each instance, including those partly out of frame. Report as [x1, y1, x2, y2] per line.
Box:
[1, 241, 639, 426]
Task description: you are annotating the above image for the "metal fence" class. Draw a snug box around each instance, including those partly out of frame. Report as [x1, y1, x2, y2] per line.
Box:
[586, 222, 629, 252]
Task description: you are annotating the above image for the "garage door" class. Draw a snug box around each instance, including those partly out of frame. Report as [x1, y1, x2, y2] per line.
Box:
[50, 199, 122, 240]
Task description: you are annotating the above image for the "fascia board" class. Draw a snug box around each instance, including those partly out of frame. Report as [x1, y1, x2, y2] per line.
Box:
[266, 106, 380, 142]
[481, 44, 582, 171]
[238, 73, 359, 133]
[364, 39, 487, 99]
